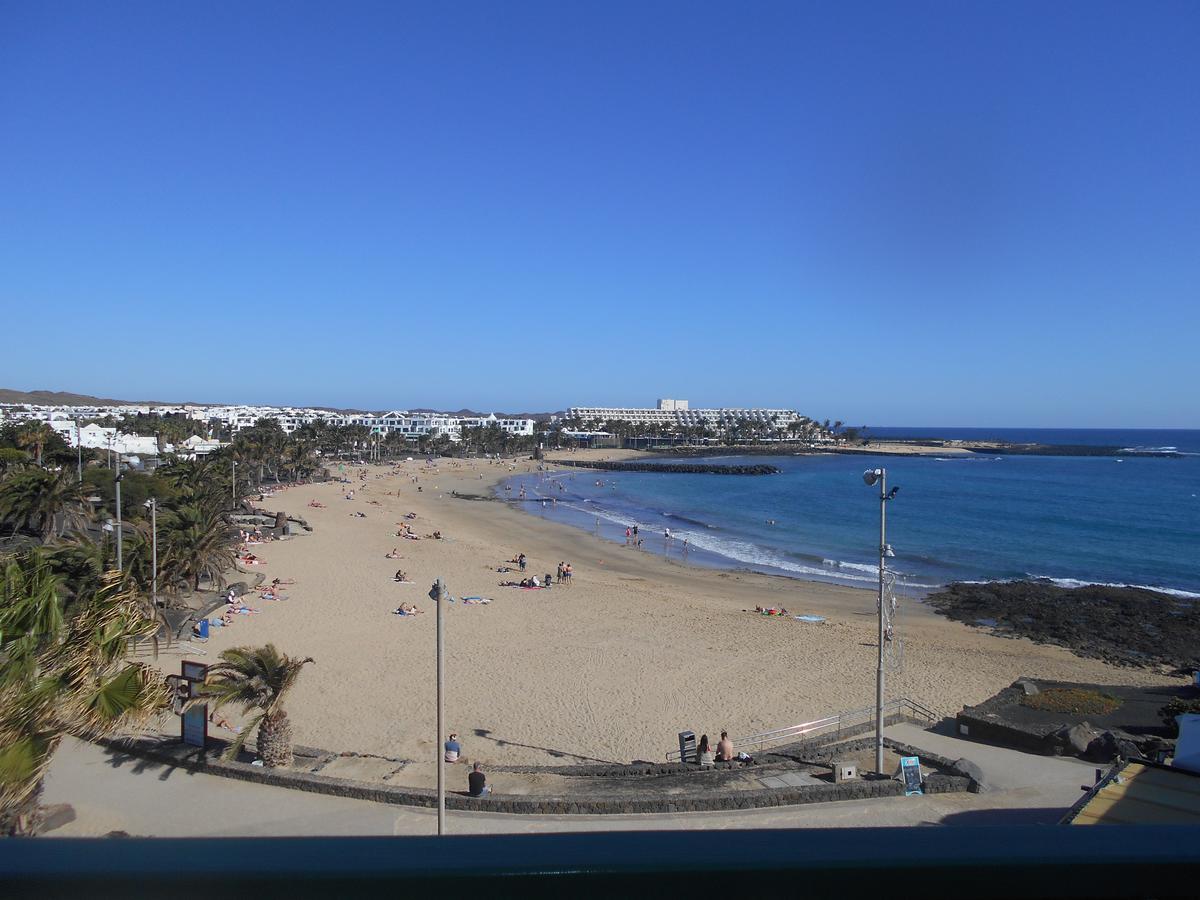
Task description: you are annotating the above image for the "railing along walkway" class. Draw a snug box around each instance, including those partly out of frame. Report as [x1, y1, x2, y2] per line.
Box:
[666, 698, 937, 761]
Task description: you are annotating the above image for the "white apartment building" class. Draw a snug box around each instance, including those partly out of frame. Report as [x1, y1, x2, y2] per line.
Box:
[3, 402, 536, 445]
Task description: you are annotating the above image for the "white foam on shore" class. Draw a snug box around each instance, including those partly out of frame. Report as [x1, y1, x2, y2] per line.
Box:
[676, 530, 879, 584]
[1024, 574, 1200, 599]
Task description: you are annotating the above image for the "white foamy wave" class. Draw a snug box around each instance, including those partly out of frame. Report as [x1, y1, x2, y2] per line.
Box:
[1025, 574, 1200, 600]
[822, 559, 879, 575]
[677, 531, 879, 584]
[558, 502, 631, 529]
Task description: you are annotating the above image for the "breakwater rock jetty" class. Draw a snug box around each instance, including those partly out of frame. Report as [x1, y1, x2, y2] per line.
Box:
[551, 459, 779, 476]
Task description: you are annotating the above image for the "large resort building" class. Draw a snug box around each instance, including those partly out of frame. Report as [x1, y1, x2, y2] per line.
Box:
[567, 399, 808, 434]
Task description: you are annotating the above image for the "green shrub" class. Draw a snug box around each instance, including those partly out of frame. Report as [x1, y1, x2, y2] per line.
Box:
[1021, 688, 1122, 716]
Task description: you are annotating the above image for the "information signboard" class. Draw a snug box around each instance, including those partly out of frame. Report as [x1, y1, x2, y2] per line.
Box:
[182, 704, 207, 748]
[180, 661, 209, 748]
[900, 756, 923, 796]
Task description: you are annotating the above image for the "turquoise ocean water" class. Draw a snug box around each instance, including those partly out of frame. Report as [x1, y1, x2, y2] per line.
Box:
[501, 429, 1200, 598]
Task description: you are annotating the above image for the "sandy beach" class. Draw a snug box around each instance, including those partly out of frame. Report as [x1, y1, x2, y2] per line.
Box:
[178, 451, 1181, 784]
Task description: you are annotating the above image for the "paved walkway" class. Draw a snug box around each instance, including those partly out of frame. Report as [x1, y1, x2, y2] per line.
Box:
[41, 734, 1095, 837]
[885, 722, 1099, 807]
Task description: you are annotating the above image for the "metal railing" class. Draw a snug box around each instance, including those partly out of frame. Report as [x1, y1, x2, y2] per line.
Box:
[666, 697, 938, 761]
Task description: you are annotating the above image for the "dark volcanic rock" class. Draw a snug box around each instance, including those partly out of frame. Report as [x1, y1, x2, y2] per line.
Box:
[927, 581, 1200, 670]
[1085, 731, 1141, 763]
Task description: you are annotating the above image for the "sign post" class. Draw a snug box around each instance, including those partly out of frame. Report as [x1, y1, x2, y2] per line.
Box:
[900, 755, 923, 796]
[178, 661, 210, 748]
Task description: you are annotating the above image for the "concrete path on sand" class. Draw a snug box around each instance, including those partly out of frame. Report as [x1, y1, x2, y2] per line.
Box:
[886, 722, 1099, 810]
[42, 735, 1095, 837]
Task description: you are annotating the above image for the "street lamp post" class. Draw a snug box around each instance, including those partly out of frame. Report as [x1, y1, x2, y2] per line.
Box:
[145, 498, 158, 606]
[429, 577, 447, 835]
[232, 459, 237, 507]
[862, 467, 899, 775]
[75, 422, 82, 483]
[115, 466, 125, 572]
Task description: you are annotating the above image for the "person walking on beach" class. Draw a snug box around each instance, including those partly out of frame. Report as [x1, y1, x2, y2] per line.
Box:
[468, 761, 490, 797]
[518, 553, 527, 572]
[625, 527, 631, 544]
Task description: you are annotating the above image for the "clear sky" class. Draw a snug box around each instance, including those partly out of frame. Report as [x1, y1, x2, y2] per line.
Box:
[1, 2, 1197, 425]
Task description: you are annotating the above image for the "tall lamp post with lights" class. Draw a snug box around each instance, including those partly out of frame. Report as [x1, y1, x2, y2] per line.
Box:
[114, 466, 125, 572]
[144, 497, 158, 607]
[863, 467, 899, 775]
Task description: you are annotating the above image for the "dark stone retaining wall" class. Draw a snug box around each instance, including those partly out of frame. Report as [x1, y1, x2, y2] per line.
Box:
[95, 730, 970, 815]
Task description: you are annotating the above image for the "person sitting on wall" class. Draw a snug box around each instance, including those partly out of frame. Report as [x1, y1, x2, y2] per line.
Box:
[467, 761, 490, 797]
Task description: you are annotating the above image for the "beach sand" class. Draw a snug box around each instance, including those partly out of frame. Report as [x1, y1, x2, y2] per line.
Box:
[182, 452, 1180, 786]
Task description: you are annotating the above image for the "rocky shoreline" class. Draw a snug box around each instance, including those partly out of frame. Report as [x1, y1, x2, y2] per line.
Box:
[927, 581, 1200, 671]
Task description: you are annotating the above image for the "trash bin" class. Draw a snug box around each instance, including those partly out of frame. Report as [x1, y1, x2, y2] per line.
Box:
[678, 730, 697, 764]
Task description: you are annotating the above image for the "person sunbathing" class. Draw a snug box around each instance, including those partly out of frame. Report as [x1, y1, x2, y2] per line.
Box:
[405, 512, 418, 520]
[428, 531, 443, 540]
[394, 570, 410, 582]
[385, 549, 402, 559]
[394, 602, 423, 616]
[272, 578, 296, 586]
[209, 711, 242, 735]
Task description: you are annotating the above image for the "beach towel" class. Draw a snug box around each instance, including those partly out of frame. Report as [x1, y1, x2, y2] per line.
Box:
[794, 615, 825, 624]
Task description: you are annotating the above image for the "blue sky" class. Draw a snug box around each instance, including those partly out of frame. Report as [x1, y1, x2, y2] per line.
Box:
[1, 1, 1197, 425]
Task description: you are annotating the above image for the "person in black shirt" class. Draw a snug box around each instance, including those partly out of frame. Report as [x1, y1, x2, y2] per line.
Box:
[468, 762, 490, 797]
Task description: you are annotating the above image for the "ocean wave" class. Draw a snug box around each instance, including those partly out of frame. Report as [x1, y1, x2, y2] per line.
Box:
[677, 531, 879, 584]
[821, 558, 879, 575]
[1025, 574, 1200, 600]
[662, 512, 717, 529]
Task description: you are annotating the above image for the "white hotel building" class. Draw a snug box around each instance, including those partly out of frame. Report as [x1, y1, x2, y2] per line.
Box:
[568, 399, 806, 433]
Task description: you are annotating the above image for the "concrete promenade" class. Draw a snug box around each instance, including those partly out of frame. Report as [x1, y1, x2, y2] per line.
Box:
[40, 728, 1098, 837]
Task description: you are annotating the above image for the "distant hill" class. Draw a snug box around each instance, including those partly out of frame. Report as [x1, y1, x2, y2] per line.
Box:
[0, 388, 207, 406]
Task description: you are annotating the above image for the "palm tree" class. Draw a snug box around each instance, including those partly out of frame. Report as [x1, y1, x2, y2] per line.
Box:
[0, 447, 31, 474]
[0, 468, 90, 539]
[14, 422, 56, 467]
[161, 503, 236, 592]
[0, 566, 169, 835]
[200, 644, 314, 767]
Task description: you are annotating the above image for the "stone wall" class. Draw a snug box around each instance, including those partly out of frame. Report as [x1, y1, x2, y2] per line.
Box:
[95, 731, 970, 815]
